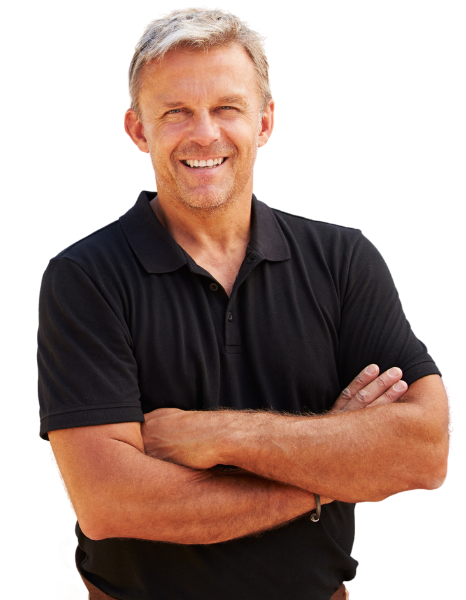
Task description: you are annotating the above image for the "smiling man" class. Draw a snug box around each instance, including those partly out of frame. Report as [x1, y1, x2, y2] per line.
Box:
[38, 9, 449, 600]
[124, 41, 272, 296]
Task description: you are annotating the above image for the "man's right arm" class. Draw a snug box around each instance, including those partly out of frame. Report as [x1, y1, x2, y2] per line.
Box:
[49, 421, 319, 544]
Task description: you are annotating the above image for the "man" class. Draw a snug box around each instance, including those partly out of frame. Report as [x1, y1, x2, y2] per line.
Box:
[38, 8, 449, 600]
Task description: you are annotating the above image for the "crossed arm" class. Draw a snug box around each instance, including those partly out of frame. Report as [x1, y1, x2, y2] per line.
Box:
[49, 366, 449, 544]
[142, 369, 449, 503]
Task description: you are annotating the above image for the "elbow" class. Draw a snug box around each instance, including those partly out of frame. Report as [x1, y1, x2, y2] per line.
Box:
[415, 437, 449, 491]
[420, 454, 448, 491]
[424, 473, 447, 491]
[76, 501, 118, 541]
[427, 426, 450, 489]
[78, 512, 111, 541]
[369, 453, 448, 502]
[403, 403, 450, 492]
[80, 520, 110, 541]
[418, 469, 447, 492]
[78, 521, 104, 542]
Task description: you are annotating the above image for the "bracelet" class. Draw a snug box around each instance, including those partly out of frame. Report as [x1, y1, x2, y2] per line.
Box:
[310, 494, 321, 522]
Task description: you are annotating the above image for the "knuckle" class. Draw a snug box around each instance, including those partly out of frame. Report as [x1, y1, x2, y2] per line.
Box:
[356, 391, 368, 403]
[375, 375, 387, 388]
[340, 387, 352, 400]
[383, 389, 394, 402]
[383, 390, 399, 405]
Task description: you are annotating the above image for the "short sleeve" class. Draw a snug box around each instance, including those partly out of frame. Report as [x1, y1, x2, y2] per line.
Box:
[337, 234, 441, 389]
[38, 257, 144, 440]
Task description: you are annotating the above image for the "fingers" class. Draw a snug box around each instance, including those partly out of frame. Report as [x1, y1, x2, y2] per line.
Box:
[365, 367, 408, 407]
[330, 364, 380, 413]
[330, 365, 408, 414]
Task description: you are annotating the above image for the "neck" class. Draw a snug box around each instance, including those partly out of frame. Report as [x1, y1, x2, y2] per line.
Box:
[151, 187, 252, 254]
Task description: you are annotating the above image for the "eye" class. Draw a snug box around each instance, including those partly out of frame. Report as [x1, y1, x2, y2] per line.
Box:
[167, 109, 182, 114]
[219, 106, 235, 110]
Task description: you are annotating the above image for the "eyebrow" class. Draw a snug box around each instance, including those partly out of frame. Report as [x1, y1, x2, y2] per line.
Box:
[217, 96, 249, 107]
[159, 96, 249, 109]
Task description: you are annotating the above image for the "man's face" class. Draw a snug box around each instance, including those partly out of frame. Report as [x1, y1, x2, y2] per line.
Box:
[132, 44, 273, 213]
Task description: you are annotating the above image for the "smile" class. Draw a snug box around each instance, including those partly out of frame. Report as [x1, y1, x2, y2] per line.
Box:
[181, 158, 226, 169]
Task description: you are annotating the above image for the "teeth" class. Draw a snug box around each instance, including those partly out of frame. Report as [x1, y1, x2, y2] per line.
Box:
[184, 157, 225, 168]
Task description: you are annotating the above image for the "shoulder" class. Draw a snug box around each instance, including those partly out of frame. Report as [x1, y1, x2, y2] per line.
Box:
[269, 206, 366, 268]
[271, 207, 362, 249]
[41, 219, 138, 307]
[265, 205, 394, 302]
[46, 216, 139, 281]
[52, 220, 125, 270]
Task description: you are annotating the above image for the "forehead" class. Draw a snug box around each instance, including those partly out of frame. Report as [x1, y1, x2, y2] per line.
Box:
[138, 44, 260, 107]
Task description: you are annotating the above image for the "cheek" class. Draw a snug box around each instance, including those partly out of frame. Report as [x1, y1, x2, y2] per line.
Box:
[147, 142, 178, 175]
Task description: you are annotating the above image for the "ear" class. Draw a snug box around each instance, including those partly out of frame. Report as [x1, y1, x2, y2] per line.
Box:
[258, 99, 275, 148]
[124, 109, 150, 153]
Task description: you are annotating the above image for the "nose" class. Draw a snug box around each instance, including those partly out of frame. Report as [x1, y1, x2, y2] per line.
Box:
[187, 110, 220, 146]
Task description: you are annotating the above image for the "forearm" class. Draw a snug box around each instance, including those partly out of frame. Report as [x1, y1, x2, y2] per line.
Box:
[142, 374, 449, 504]
[50, 426, 317, 545]
[218, 404, 441, 503]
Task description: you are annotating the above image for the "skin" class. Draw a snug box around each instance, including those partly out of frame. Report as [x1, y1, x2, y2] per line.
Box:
[142, 369, 448, 503]
[124, 44, 274, 294]
[141, 365, 408, 472]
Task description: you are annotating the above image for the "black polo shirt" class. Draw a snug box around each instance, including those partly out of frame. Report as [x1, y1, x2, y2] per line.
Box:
[38, 191, 440, 600]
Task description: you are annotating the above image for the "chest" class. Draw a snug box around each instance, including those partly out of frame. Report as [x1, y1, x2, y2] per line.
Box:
[196, 261, 237, 296]
[193, 253, 244, 296]
[124, 258, 342, 416]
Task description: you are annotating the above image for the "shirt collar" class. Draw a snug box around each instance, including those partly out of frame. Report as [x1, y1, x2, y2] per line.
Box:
[119, 191, 290, 274]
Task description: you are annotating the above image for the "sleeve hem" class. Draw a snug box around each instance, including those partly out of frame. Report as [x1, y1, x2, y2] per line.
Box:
[402, 361, 442, 387]
[40, 406, 145, 441]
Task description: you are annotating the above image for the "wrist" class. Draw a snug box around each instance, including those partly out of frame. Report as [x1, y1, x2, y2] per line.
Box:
[214, 410, 269, 468]
[211, 410, 237, 466]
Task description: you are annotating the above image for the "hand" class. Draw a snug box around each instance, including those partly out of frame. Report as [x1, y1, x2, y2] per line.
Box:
[141, 407, 221, 469]
[323, 367, 406, 505]
[329, 364, 408, 414]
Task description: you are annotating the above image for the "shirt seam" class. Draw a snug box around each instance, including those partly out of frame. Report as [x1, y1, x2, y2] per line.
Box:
[41, 404, 141, 419]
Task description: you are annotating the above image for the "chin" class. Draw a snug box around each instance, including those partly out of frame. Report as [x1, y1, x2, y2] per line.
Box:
[176, 187, 237, 213]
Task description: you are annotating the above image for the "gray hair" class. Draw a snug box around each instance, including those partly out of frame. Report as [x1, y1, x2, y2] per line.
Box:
[129, 8, 272, 116]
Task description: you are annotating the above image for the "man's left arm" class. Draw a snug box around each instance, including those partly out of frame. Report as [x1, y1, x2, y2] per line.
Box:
[142, 370, 449, 503]
[218, 374, 448, 503]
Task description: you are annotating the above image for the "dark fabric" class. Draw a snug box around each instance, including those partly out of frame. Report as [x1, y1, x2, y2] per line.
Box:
[74, 544, 350, 600]
[77, 546, 118, 600]
[39, 191, 440, 600]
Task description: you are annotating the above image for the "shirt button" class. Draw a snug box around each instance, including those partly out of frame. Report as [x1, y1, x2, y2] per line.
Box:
[228, 312, 233, 322]
[210, 283, 219, 292]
